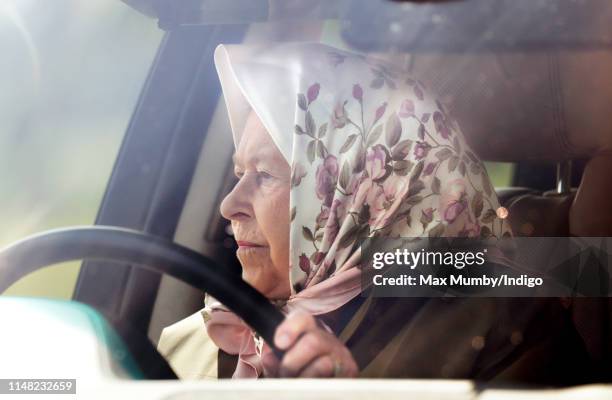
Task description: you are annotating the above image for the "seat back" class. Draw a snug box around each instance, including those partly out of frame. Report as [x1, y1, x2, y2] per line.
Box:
[497, 187, 575, 237]
[498, 154, 612, 375]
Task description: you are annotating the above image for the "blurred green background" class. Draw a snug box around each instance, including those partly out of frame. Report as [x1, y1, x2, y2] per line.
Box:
[0, 0, 163, 299]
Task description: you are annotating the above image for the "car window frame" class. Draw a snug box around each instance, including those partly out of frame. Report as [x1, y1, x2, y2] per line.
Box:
[73, 24, 247, 334]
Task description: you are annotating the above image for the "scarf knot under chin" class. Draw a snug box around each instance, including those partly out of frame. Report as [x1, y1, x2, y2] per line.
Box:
[203, 268, 362, 378]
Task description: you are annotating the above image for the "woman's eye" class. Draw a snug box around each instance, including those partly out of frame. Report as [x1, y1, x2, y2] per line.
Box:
[255, 171, 275, 184]
[234, 170, 272, 184]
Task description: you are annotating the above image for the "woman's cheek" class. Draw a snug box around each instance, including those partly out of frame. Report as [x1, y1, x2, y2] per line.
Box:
[257, 184, 290, 276]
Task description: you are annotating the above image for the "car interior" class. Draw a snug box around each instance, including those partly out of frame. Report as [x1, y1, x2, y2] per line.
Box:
[2, 0, 612, 392]
[84, 0, 612, 377]
[111, 0, 612, 351]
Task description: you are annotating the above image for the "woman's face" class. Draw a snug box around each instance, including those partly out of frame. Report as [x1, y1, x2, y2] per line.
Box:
[220, 111, 291, 299]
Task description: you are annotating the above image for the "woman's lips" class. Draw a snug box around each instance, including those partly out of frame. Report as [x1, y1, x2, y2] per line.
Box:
[236, 240, 265, 248]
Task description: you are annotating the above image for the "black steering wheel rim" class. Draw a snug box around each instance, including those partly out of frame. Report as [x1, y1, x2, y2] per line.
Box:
[0, 226, 285, 378]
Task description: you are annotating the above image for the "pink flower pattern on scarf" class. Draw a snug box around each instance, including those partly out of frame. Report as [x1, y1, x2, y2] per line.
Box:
[207, 43, 512, 378]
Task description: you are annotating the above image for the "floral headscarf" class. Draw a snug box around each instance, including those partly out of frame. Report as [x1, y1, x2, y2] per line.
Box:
[207, 42, 512, 378]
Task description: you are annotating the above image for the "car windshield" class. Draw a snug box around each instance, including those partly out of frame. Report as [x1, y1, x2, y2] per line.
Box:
[0, 0, 162, 297]
[2, 0, 612, 392]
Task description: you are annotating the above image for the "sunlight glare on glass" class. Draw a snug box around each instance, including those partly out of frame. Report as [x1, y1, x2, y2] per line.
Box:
[0, 1, 41, 84]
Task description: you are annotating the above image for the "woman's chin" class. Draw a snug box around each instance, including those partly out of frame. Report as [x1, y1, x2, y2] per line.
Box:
[236, 245, 269, 255]
[236, 246, 270, 268]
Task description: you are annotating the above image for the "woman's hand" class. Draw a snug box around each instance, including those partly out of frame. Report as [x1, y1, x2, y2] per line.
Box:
[262, 309, 359, 378]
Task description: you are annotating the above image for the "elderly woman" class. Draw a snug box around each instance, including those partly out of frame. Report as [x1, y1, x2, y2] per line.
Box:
[158, 42, 590, 381]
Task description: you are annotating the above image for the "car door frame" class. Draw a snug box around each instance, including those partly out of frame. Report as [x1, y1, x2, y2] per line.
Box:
[73, 23, 246, 334]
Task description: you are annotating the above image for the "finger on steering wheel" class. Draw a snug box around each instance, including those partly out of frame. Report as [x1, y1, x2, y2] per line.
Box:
[299, 355, 336, 378]
[278, 330, 331, 377]
[274, 309, 318, 350]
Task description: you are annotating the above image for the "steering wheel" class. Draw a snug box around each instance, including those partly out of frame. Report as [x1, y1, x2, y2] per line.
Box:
[0, 226, 286, 379]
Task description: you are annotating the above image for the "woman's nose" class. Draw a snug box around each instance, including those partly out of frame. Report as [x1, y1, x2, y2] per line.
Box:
[220, 178, 252, 221]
